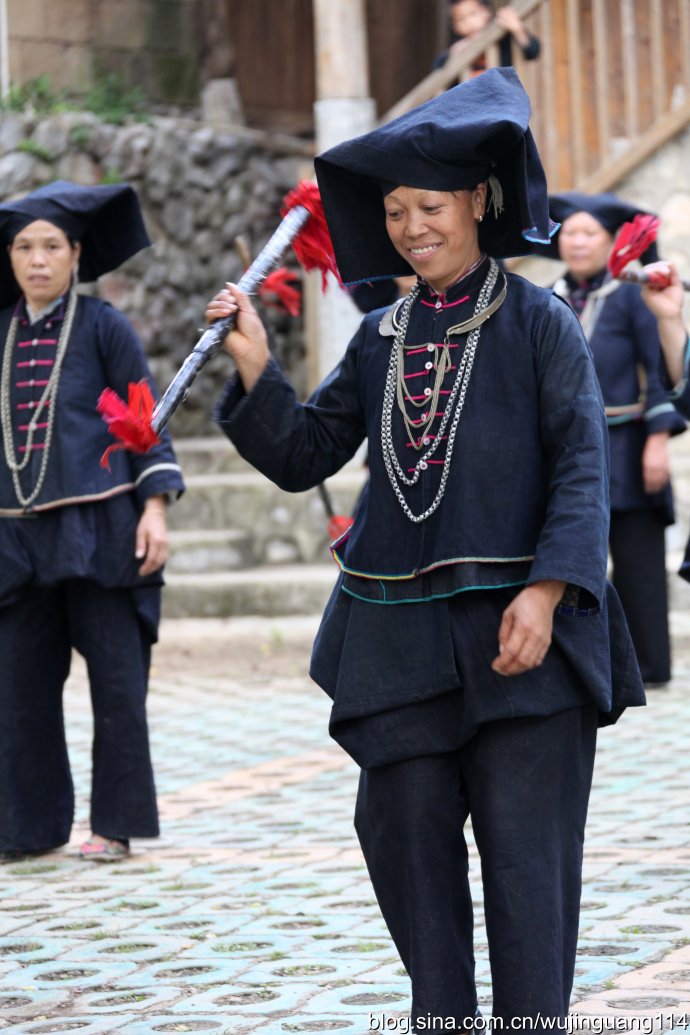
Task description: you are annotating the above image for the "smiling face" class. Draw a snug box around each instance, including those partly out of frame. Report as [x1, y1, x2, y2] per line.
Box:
[8, 219, 81, 310]
[384, 185, 486, 294]
[557, 211, 614, 281]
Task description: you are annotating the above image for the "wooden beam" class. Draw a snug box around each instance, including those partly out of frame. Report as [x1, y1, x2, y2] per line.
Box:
[592, 0, 610, 165]
[579, 97, 690, 193]
[312, 0, 369, 99]
[379, 0, 546, 124]
[680, 0, 690, 94]
[566, 0, 585, 183]
[537, 0, 557, 184]
[620, 0, 639, 137]
[650, 0, 665, 118]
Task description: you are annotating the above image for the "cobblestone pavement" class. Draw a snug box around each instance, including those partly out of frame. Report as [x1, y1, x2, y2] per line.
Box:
[3, 612, 690, 1035]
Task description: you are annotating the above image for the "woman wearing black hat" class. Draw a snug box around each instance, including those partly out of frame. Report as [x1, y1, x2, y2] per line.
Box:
[208, 69, 643, 1029]
[544, 193, 685, 690]
[0, 180, 184, 863]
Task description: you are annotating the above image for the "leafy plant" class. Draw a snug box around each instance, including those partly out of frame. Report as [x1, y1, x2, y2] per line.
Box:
[0, 72, 149, 125]
[16, 139, 56, 162]
[0, 75, 65, 114]
[82, 73, 148, 125]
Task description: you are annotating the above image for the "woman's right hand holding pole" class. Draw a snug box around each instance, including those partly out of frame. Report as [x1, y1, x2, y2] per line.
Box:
[206, 283, 270, 392]
[640, 261, 687, 385]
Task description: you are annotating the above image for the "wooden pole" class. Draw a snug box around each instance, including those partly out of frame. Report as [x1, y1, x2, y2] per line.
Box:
[310, 0, 376, 386]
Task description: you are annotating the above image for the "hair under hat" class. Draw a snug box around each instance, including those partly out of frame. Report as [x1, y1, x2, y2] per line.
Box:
[0, 180, 151, 309]
[314, 67, 556, 285]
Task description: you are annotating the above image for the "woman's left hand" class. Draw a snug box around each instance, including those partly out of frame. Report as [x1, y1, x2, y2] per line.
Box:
[491, 580, 565, 676]
[642, 431, 671, 495]
[136, 496, 168, 576]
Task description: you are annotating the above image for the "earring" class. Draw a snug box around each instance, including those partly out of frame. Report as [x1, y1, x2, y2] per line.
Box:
[476, 214, 483, 223]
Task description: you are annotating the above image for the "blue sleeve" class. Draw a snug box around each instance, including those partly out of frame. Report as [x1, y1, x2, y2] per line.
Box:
[526, 295, 610, 608]
[668, 334, 690, 418]
[215, 330, 367, 492]
[628, 291, 686, 436]
[96, 304, 185, 505]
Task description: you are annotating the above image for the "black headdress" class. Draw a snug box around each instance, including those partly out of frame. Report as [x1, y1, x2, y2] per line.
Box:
[0, 180, 151, 308]
[314, 67, 556, 285]
[537, 192, 660, 264]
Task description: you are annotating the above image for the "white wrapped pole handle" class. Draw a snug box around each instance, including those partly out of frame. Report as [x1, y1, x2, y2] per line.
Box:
[151, 204, 311, 435]
[618, 268, 690, 291]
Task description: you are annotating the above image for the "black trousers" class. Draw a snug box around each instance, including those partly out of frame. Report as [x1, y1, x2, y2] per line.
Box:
[609, 508, 670, 684]
[355, 706, 598, 1029]
[0, 579, 159, 853]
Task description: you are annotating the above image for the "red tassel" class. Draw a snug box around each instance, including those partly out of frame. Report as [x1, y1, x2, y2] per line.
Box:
[97, 380, 160, 467]
[258, 267, 302, 316]
[327, 514, 354, 540]
[608, 214, 660, 278]
[281, 180, 341, 291]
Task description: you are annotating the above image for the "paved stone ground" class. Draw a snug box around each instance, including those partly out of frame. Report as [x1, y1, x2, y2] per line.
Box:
[3, 610, 690, 1035]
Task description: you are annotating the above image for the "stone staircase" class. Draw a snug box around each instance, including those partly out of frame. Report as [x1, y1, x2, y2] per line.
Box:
[163, 434, 367, 619]
[164, 431, 690, 621]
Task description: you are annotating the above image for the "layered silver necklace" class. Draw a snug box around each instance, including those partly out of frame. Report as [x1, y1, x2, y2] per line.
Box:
[381, 257, 502, 523]
[1, 284, 79, 509]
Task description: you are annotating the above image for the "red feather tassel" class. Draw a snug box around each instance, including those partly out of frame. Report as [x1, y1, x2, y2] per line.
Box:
[98, 180, 340, 458]
[327, 514, 354, 540]
[258, 267, 302, 316]
[608, 214, 660, 278]
[97, 380, 160, 468]
[282, 180, 341, 290]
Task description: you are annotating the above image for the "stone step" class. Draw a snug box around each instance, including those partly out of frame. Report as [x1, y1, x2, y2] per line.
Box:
[173, 434, 252, 475]
[161, 563, 338, 619]
[168, 469, 367, 563]
[166, 528, 255, 574]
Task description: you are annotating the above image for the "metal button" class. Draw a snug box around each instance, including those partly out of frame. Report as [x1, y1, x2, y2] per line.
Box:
[427, 344, 435, 352]
[424, 387, 432, 396]
[423, 437, 431, 445]
[425, 361, 433, 370]
[419, 460, 428, 470]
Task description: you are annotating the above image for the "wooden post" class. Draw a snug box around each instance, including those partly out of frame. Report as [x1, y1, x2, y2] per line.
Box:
[309, 0, 376, 387]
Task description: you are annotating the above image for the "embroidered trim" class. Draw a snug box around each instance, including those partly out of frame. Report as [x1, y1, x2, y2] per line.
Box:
[420, 294, 470, 309]
[134, 462, 183, 487]
[342, 577, 529, 605]
[330, 546, 536, 581]
[0, 482, 136, 516]
[644, 402, 678, 421]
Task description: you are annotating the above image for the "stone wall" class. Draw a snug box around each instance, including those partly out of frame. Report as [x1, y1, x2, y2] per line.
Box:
[7, 0, 202, 105]
[0, 110, 312, 434]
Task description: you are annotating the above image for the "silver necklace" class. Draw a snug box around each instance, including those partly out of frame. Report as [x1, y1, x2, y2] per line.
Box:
[381, 258, 501, 523]
[1, 284, 78, 509]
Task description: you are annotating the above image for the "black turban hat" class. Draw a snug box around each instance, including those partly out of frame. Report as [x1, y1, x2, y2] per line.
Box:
[314, 67, 556, 285]
[0, 180, 151, 308]
[535, 191, 660, 264]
